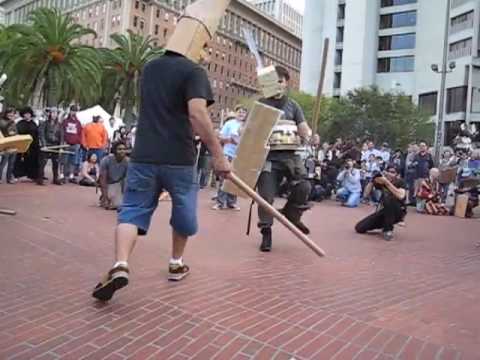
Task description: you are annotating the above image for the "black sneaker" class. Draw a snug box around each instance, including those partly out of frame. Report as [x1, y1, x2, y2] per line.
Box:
[168, 263, 190, 281]
[260, 227, 272, 252]
[92, 265, 129, 301]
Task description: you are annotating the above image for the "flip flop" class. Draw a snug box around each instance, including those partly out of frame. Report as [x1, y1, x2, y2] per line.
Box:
[92, 265, 129, 301]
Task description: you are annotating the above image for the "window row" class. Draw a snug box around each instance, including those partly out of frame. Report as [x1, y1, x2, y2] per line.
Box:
[378, 33, 416, 51]
[380, 11, 416, 29]
[419, 86, 475, 115]
[377, 56, 415, 72]
[381, 0, 416, 8]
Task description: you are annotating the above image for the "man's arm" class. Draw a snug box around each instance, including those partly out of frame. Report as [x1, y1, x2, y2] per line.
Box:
[379, 177, 406, 200]
[99, 160, 109, 198]
[188, 99, 230, 176]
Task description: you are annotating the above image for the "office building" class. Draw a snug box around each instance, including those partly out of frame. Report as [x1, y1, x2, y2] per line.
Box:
[250, 0, 303, 37]
[301, 0, 480, 141]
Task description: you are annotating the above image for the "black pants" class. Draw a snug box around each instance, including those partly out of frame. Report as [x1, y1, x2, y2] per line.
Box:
[355, 196, 405, 233]
[257, 156, 311, 228]
[39, 152, 59, 182]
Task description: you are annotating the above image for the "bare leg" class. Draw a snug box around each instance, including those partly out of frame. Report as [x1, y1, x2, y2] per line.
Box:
[172, 229, 188, 259]
[115, 223, 138, 262]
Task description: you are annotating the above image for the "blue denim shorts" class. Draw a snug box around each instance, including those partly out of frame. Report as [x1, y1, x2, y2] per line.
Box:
[118, 162, 199, 236]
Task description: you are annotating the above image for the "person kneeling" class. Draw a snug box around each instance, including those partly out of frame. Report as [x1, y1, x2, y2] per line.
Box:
[355, 165, 406, 241]
[336, 159, 362, 208]
[78, 153, 99, 187]
[99, 142, 128, 210]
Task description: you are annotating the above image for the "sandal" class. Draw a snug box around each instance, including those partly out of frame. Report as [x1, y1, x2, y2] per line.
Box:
[92, 265, 129, 301]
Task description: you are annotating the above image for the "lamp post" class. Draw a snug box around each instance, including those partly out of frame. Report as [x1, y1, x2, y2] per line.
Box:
[431, 0, 453, 165]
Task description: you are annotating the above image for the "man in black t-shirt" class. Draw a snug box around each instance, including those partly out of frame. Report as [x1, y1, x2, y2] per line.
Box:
[355, 165, 407, 241]
[257, 66, 312, 252]
[92, 1, 231, 301]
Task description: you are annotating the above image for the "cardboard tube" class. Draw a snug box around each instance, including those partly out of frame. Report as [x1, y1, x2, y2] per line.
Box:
[228, 172, 326, 257]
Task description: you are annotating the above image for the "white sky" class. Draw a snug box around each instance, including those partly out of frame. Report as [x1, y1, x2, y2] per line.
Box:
[285, 0, 305, 14]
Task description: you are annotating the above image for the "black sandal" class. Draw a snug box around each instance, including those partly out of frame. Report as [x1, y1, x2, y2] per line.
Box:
[92, 265, 129, 301]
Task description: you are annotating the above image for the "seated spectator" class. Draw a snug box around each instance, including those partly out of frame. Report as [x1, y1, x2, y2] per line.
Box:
[99, 142, 128, 210]
[416, 168, 449, 215]
[336, 158, 362, 208]
[79, 153, 99, 187]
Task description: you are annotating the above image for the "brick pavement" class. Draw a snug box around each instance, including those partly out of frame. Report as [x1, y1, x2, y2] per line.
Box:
[0, 182, 479, 359]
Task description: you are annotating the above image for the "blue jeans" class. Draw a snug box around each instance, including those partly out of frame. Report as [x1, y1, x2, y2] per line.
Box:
[336, 188, 361, 208]
[0, 152, 16, 181]
[63, 144, 80, 178]
[118, 162, 199, 236]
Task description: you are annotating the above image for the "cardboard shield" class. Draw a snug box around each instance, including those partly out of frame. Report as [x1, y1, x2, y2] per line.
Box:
[223, 102, 283, 197]
[0, 135, 33, 153]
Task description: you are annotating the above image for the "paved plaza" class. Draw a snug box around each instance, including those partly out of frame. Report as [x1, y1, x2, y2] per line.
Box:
[0, 183, 479, 359]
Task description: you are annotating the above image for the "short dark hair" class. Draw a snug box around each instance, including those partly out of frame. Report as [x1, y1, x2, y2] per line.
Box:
[111, 141, 127, 154]
[275, 65, 290, 81]
[385, 165, 399, 174]
[19, 106, 34, 118]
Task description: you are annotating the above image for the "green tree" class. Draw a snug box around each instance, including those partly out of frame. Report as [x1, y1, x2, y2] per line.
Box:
[2, 8, 101, 107]
[318, 87, 433, 149]
[101, 30, 164, 125]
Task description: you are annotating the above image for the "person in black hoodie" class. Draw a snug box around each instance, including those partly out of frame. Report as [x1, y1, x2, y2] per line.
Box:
[38, 108, 63, 185]
[14, 107, 40, 181]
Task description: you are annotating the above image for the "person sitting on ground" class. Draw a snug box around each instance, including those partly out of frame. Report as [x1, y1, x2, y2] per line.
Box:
[355, 165, 407, 241]
[336, 158, 362, 208]
[416, 168, 449, 215]
[99, 142, 128, 210]
[79, 153, 99, 187]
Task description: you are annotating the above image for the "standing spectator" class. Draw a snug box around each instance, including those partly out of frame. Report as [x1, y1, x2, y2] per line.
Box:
[62, 105, 83, 183]
[38, 108, 63, 185]
[361, 140, 380, 162]
[78, 153, 99, 187]
[129, 125, 137, 148]
[0, 107, 18, 184]
[318, 142, 332, 162]
[390, 149, 405, 177]
[82, 115, 108, 161]
[14, 107, 41, 181]
[336, 158, 362, 208]
[213, 105, 247, 210]
[107, 116, 121, 141]
[413, 141, 434, 197]
[379, 143, 391, 163]
[99, 142, 129, 210]
[405, 143, 418, 204]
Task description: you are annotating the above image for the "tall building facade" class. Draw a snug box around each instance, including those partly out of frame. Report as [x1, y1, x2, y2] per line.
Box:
[0, 0, 302, 124]
[250, 0, 303, 37]
[301, 0, 480, 141]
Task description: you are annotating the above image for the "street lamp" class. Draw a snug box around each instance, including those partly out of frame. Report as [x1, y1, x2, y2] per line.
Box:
[431, 0, 452, 165]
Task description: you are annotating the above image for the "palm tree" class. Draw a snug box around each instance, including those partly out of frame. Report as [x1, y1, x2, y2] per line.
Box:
[2, 8, 101, 107]
[101, 30, 164, 124]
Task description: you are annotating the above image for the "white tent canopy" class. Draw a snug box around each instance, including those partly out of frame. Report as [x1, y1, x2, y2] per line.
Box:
[76, 105, 124, 139]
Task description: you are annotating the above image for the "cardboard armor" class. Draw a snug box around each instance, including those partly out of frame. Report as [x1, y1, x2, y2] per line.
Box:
[0, 135, 33, 153]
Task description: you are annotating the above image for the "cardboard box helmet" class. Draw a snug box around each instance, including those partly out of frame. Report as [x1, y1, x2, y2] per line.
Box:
[165, 0, 231, 63]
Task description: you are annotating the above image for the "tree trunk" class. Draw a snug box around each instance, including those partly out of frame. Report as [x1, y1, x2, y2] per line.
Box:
[46, 68, 58, 107]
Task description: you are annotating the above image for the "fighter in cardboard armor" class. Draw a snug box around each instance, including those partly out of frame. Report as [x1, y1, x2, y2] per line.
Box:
[257, 66, 312, 252]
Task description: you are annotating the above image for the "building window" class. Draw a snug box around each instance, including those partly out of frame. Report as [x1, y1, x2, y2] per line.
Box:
[156, 9, 160, 18]
[448, 38, 472, 59]
[165, 12, 169, 21]
[418, 92, 438, 115]
[381, 0, 416, 7]
[472, 87, 480, 113]
[141, 2, 146, 12]
[163, 28, 168, 38]
[377, 56, 415, 72]
[380, 11, 416, 29]
[336, 27, 344, 42]
[446, 86, 467, 113]
[154, 24, 159, 35]
[337, 4, 345, 20]
[334, 72, 342, 89]
[133, 16, 138, 27]
[451, 10, 474, 28]
[378, 33, 416, 50]
[335, 50, 343, 65]
[135, 1, 139, 9]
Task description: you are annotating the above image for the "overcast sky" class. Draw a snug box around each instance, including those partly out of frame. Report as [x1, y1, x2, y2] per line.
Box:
[286, 0, 305, 14]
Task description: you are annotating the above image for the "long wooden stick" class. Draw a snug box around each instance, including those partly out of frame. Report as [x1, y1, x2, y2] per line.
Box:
[312, 38, 329, 136]
[228, 172, 326, 257]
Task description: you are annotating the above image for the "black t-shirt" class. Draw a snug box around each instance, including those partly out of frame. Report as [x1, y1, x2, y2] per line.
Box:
[131, 51, 214, 165]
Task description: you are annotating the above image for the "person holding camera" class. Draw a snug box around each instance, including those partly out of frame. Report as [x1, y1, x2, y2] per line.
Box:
[355, 165, 407, 241]
[336, 158, 362, 208]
